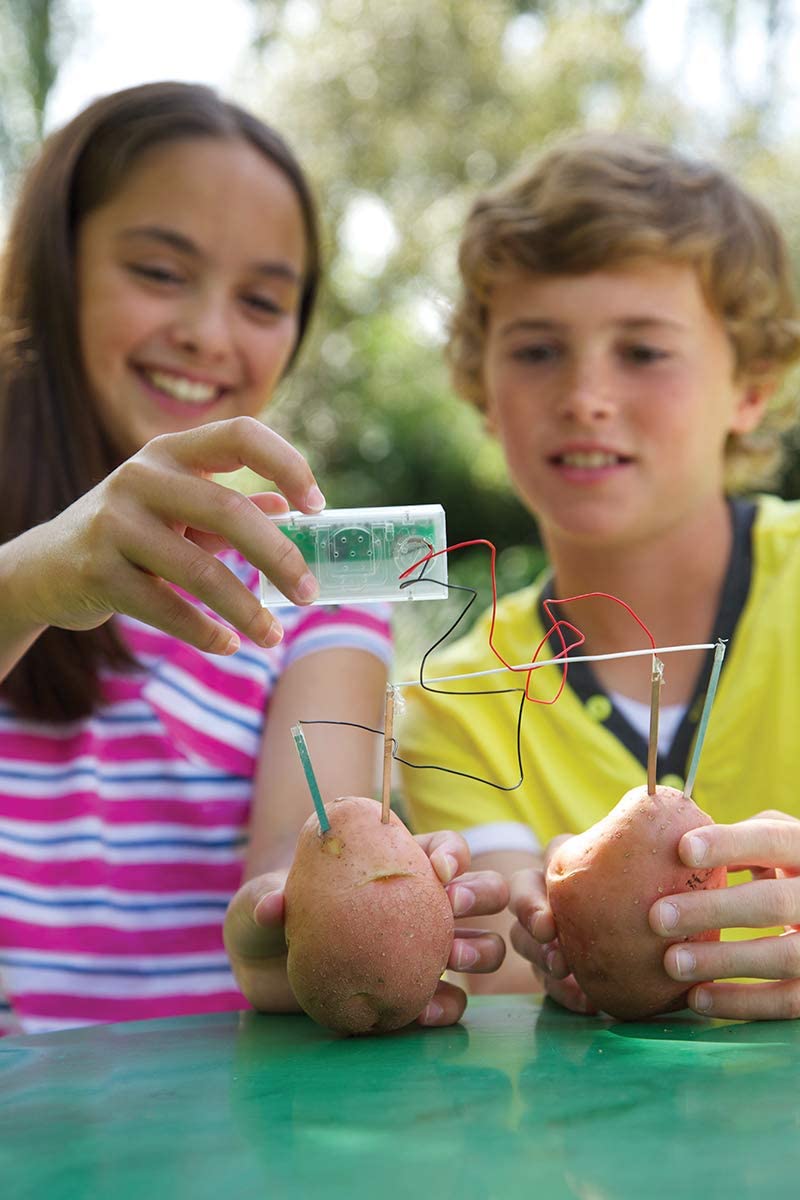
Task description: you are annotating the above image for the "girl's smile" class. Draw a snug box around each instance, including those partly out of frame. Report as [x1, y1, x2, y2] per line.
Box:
[76, 136, 307, 458]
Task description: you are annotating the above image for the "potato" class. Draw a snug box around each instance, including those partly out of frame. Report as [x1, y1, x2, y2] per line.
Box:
[284, 795, 454, 1035]
[546, 784, 726, 1020]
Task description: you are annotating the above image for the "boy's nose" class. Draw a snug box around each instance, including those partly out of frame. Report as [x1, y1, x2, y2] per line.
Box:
[556, 362, 615, 423]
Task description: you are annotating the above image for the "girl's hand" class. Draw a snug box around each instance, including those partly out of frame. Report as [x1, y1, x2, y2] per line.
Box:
[11, 417, 325, 653]
[413, 830, 508, 1026]
[224, 831, 509, 1026]
[223, 873, 299, 1012]
[649, 811, 800, 1021]
[508, 835, 597, 1014]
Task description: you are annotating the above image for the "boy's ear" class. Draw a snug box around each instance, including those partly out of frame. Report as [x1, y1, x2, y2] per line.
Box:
[729, 380, 775, 434]
[481, 369, 498, 435]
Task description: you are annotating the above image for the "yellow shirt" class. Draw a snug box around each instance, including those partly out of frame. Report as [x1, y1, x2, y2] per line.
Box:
[400, 496, 800, 850]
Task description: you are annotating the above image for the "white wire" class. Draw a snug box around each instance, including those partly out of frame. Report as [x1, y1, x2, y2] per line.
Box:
[394, 642, 716, 689]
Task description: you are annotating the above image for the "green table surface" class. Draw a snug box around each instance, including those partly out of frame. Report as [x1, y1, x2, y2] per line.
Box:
[1, 995, 798, 1200]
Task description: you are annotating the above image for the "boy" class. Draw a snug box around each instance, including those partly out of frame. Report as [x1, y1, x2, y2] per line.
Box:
[399, 131, 800, 1021]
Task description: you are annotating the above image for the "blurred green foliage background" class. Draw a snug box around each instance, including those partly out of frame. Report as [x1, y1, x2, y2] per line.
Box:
[2, 0, 800, 663]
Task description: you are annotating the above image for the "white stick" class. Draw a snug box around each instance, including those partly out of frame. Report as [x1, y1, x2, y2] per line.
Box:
[394, 643, 716, 689]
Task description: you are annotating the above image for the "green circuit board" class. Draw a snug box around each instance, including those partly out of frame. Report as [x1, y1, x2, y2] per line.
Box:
[259, 504, 448, 605]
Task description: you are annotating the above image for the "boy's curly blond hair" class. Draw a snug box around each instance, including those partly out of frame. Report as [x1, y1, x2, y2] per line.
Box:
[449, 131, 800, 492]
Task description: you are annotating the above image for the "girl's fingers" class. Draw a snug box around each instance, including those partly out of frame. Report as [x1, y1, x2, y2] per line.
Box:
[119, 467, 318, 607]
[188, 495, 289, 554]
[418, 979, 468, 1027]
[115, 533, 284, 649]
[448, 928, 507, 974]
[445, 870, 509, 919]
[222, 876, 299, 1014]
[152, 417, 325, 514]
[223, 875, 288, 963]
[101, 561, 260, 654]
[417, 830, 471, 884]
[248, 492, 292, 516]
[686, 979, 800, 1022]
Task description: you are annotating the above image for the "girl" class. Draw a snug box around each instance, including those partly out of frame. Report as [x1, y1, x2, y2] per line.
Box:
[0, 82, 506, 1033]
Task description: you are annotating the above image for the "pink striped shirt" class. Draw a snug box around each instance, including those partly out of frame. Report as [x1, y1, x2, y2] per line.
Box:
[0, 551, 391, 1034]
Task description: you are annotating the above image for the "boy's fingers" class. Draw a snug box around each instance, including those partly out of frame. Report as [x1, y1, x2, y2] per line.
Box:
[650, 875, 800, 937]
[510, 868, 555, 942]
[510, 919, 594, 1012]
[510, 922, 568, 979]
[544, 976, 597, 1014]
[543, 833, 575, 867]
[664, 928, 800, 984]
[687, 979, 800, 1021]
[680, 817, 800, 871]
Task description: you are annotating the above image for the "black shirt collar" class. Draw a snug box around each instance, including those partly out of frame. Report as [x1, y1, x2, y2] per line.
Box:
[537, 499, 756, 780]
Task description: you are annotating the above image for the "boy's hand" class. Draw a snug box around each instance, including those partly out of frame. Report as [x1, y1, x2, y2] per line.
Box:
[649, 811, 800, 1021]
[508, 835, 597, 1014]
[224, 832, 510, 1026]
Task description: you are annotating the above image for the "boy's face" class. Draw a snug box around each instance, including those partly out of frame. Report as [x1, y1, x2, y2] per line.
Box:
[482, 261, 768, 552]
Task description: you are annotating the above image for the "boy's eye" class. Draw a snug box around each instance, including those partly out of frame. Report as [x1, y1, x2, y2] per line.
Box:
[622, 343, 669, 364]
[510, 343, 559, 364]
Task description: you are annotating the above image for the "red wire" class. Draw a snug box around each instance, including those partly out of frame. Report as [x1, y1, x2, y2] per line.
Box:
[400, 540, 657, 704]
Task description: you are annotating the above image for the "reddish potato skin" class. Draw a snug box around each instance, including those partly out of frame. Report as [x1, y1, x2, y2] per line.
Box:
[546, 785, 727, 1020]
[285, 796, 454, 1035]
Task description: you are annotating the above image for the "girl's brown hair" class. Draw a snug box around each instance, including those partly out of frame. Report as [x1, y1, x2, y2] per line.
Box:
[449, 131, 800, 491]
[0, 81, 321, 720]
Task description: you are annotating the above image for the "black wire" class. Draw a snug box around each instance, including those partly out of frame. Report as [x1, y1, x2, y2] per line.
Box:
[300, 563, 529, 792]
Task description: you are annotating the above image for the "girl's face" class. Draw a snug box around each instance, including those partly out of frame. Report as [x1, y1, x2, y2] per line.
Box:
[76, 136, 307, 458]
[482, 261, 768, 554]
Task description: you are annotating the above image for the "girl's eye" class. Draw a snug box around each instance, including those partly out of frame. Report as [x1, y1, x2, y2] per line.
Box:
[243, 293, 283, 317]
[129, 263, 183, 285]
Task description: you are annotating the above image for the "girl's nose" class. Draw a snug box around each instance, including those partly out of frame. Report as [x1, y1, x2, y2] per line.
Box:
[170, 295, 233, 360]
